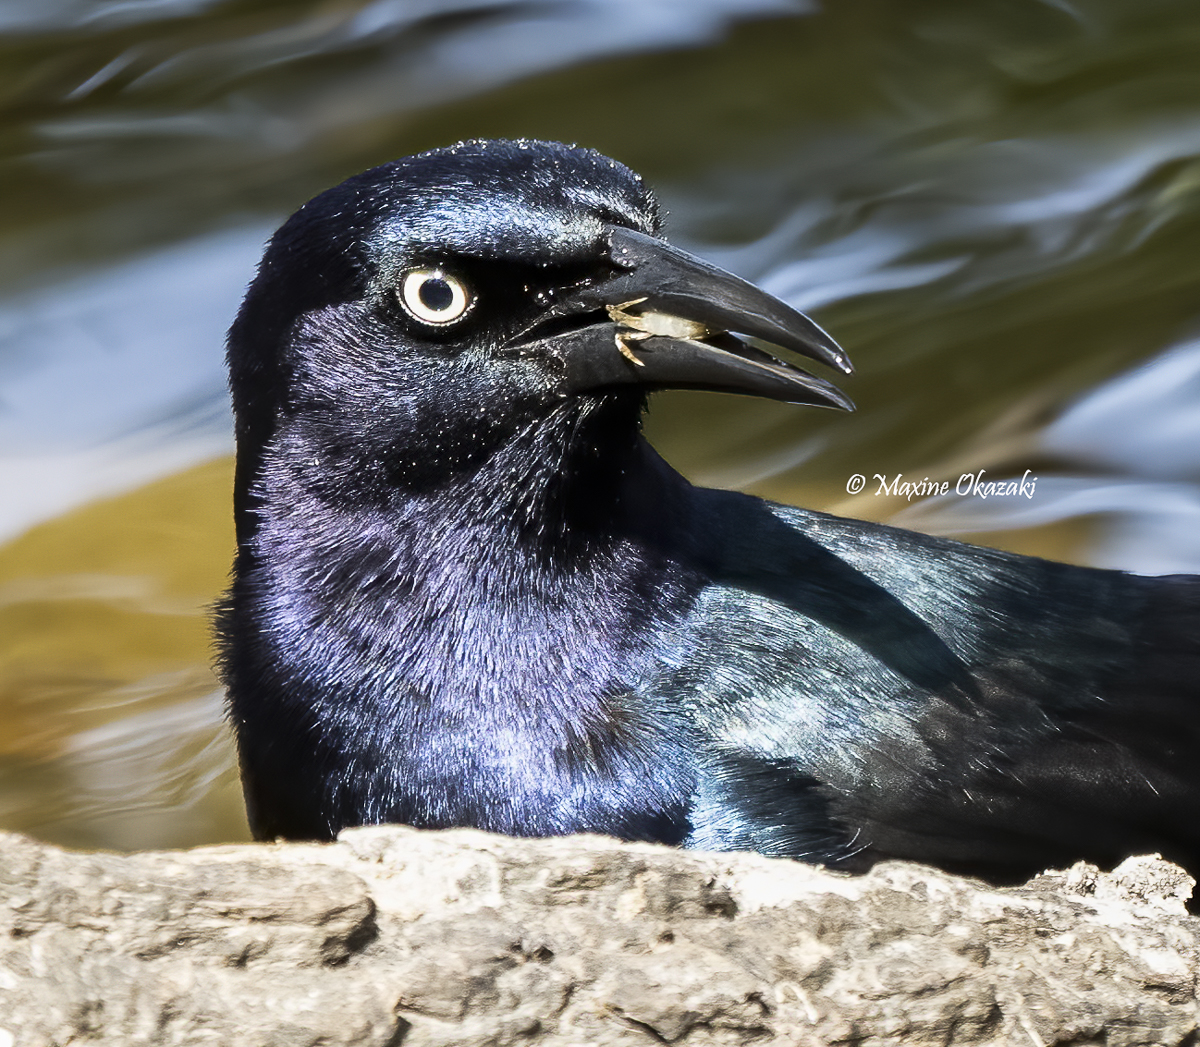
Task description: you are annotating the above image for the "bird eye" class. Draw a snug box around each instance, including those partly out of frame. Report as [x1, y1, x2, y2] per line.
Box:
[399, 268, 472, 325]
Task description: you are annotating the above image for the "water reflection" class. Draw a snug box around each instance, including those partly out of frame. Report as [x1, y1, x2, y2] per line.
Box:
[0, 227, 259, 539]
[3, 673, 242, 851]
[897, 337, 1200, 574]
[2, 0, 1198, 850]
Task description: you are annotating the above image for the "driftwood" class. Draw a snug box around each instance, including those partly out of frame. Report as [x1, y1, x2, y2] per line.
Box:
[1, 825, 1196, 1046]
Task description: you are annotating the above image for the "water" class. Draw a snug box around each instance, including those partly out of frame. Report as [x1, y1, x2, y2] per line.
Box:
[2, 0, 1198, 850]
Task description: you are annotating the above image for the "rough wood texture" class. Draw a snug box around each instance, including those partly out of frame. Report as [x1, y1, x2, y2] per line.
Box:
[1, 826, 1196, 1046]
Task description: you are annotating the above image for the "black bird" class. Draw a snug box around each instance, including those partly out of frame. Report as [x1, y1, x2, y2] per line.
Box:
[220, 139, 1200, 883]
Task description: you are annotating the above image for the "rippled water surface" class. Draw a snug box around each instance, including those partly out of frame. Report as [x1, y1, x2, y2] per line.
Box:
[2, 0, 1199, 849]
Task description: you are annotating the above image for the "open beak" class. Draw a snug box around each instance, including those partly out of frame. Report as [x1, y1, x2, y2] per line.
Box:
[514, 225, 854, 411]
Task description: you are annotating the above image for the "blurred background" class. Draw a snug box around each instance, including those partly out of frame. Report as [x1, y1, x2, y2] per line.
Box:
[2, 0, 1199, 851]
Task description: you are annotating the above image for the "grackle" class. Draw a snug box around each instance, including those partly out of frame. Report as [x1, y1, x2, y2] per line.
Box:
[220, 139, 1200, 883]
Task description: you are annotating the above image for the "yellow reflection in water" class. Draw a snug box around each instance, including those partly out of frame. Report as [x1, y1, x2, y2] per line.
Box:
[0, 456, 249, 850]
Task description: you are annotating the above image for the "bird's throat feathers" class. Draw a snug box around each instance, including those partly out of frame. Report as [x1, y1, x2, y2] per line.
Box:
[242, 358, 700, 714]
[230, 386, 701, 841]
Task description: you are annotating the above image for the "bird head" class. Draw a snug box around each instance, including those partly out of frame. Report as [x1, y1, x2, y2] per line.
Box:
[228, 140, 852, 517]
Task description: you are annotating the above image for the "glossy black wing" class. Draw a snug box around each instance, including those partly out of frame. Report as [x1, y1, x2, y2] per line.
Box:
[675, 492, 1200, 880]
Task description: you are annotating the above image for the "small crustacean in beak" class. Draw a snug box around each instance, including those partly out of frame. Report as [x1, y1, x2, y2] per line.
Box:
[511, 225, 853, 410]
[606, 297, 719, 366]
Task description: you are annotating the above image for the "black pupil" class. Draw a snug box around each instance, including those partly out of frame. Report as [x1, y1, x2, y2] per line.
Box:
[419, 277, 454, 312]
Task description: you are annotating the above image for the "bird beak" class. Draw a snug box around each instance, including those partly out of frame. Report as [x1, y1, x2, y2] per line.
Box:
[513, 226, 854, 411]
